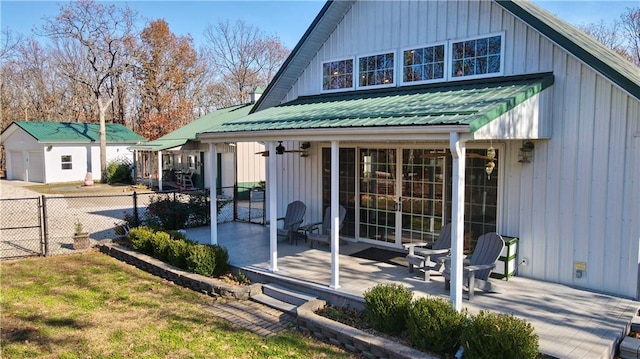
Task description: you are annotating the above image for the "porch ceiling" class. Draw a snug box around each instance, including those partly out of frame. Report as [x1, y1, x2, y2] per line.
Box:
[199, 73, 554, 140]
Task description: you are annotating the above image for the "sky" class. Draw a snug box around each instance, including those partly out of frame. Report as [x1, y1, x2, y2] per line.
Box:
[1, 0, 637, 50]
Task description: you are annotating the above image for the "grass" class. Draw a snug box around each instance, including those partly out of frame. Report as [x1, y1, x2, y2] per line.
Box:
[1, 251, 355, 358]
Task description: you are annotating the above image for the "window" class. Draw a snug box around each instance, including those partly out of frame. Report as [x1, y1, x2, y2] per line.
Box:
[451, 34, 503, 79]
[322, 58, 354, 91]
[61, 155, 72, 170]
[358, 52, 395, 88]
[402, 44, 445, 84]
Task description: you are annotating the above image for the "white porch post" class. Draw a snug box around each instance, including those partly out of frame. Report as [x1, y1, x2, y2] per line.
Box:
[147, 153, 153, 187]
[330, 140, 340, 289]
[449, 132, 466, 312]
[158, 150, 163, 191]
[209, 143, 218, 245]
[268, 141, 278, 272]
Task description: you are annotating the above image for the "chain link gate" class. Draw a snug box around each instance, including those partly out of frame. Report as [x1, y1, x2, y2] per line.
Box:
[0, 197, 44, 259]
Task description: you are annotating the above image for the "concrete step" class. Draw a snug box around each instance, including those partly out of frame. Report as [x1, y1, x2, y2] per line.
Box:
[262, 283, 317, 306]
[251, 293, 298, 315]
[619, 336, 640, 359]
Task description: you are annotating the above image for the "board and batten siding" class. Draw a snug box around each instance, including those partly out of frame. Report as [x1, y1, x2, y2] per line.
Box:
[274, 0, 639, 298]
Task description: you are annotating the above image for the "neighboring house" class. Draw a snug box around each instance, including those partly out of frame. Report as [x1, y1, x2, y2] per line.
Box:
[197, 0, 640, 304]
[130, 100, 265, 197]
[0, 121, 145, 184]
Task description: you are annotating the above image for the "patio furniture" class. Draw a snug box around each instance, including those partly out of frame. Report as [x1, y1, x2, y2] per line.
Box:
[442, 232, 505, 300]
[181, 169, 195, 190]
[403, 223, 452, 281]
[274, 201, 307, 244]
[306, 205, 347, 248]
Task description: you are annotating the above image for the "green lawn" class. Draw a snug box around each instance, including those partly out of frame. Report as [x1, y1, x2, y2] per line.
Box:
[0, 251, 354, 358]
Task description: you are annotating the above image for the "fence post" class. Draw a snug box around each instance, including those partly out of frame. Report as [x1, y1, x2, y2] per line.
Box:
[41, 195, 49, 256]
[233, 185, 238, 221]
[133, 191, 140, 227]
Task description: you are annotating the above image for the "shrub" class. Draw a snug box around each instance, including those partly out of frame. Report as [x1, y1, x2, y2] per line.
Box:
[186, 244, 217, 276]
[150, 231, 172, 262]
[186, 190, 211, 227]
[105, 158, 133, 184]
[363, 283, 413, 334]
[128, 226, 155, 255]
[406, 296, 468, 356]
[144, 194, 189, 230]
[211, 245, 229, 276]
[166, 239, 190, 269]
[461, 311, 539, 359]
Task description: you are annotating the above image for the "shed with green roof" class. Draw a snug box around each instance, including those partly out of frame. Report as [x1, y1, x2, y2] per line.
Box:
[1, 121, 145, 183]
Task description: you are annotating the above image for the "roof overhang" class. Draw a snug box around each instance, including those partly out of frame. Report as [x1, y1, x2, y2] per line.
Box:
[199, 73, 554, 143]
[129, 139, 187, 152]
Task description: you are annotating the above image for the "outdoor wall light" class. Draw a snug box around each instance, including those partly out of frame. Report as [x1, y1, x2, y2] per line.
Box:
[518, 141, 535, 163]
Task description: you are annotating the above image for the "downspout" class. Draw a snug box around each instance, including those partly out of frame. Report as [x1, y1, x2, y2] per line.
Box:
[209, 143, 218, 245]
[267, 141, 278, 272]
[330, 140, 340, 289]
[449, 132, 466, 312]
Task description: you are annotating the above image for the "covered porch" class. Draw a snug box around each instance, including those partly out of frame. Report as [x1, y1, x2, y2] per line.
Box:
[186, 222, 637, 359]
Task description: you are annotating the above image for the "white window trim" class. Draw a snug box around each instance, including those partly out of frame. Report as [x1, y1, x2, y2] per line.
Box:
[320, 56, 356, 93]
[399, 41, 448, 86]
[61, 155, 72, 170]
[448, 31, 505, 82]
[355, 50, 397, 90]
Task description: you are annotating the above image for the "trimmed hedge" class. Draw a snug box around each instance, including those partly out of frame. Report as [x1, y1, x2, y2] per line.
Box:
[363, 283, 413, 335]
[406, 296, 467, 356]
[461, 311, 539, 359]
[125, 226, 229, 278]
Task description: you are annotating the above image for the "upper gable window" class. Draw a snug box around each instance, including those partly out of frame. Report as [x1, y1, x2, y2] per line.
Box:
[322, 58, 354, 91]
[358, 52, 395, 88]
[402, 43, 445, 84]
[451, 34, 503, 79]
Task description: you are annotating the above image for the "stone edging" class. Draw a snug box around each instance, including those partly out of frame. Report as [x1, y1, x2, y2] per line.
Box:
[296, 300, 438, 359]
[99, 243, 437, 359]
[98, 244, 262, 300]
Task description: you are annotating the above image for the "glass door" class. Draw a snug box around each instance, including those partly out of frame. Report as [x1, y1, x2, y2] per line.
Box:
[400, 149, 447, 245]
[359, 148, 398, 244]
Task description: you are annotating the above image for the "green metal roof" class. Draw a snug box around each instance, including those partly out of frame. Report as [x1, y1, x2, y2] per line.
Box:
[497, 1, 640, 100]
[130, 104, 254, 151]
[205, 73, 554, 134]
[11, 121, 145, 143]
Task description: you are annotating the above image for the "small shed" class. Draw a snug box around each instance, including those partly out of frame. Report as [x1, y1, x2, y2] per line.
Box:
[0, 121, 145, 183]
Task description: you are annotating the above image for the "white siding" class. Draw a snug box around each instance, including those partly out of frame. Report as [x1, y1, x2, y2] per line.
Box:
[236, 142, 266, 186]
[273, 0, 640, 298]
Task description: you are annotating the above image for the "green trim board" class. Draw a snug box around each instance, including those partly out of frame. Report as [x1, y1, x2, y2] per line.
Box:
[6, 121, 145, 143]
[204, 73, 554, 135]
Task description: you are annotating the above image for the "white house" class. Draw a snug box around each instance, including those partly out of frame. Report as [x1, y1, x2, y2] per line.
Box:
[197, 0, 640, 305]
[0, 121, 145, 184]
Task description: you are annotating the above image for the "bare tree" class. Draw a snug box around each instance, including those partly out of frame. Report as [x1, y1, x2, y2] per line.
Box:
[620, 6, 640, 66]
[40, 0, 138, 181]
[203, 20, 289, 106]
[578, 20, 624, 52]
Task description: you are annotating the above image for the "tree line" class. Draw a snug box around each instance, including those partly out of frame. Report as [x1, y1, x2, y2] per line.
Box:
[577, 6, 639, 67]
[0, 0, 289, 141]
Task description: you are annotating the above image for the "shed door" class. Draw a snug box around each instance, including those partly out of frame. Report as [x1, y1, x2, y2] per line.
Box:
[9, 151, 24, 181]
[28, 151, 44, 183]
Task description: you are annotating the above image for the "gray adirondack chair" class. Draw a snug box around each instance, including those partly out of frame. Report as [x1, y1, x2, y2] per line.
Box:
[275, 201, 306, 244]
[443, 232, 505, 300]
[403, 223, 452, 281]
[306, 205, 347, 248]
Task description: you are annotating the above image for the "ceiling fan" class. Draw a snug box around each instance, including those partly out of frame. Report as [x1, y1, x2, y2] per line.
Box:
[256, 141, 311, 157]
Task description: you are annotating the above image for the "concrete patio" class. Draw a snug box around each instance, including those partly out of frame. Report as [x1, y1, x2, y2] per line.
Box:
[185, 222, 638, 359]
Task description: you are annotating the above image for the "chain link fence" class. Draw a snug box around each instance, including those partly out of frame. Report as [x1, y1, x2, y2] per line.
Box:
[0, 197, 44, 259]
[1, 187, 265, 259]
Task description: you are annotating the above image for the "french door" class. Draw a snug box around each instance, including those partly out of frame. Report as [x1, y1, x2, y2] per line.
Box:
[358, 148, 447, 247]
[322, 146, 498, 250]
